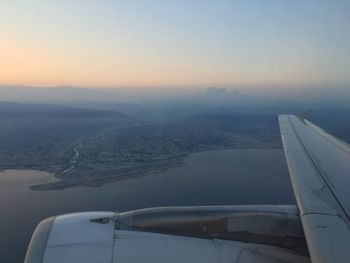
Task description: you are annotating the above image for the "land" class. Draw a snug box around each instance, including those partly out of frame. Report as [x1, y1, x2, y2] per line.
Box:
[0, 101, 349, 190]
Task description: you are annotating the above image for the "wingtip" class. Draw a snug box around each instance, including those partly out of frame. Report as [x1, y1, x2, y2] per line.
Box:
[296, 110, 313, 123]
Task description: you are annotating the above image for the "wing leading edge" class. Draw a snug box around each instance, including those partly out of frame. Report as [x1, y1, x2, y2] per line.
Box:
[279, 115, 350, 263]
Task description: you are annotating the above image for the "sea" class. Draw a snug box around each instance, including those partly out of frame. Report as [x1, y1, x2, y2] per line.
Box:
[0, 149, 294, 263]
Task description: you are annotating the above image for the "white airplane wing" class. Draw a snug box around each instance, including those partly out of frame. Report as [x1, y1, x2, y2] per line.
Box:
[279, 115, 350, 263]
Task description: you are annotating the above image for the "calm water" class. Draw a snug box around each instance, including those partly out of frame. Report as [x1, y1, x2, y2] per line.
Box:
[0, 149, 294, 263]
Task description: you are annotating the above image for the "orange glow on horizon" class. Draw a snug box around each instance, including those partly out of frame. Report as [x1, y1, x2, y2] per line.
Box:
[0, 33, 347, 89]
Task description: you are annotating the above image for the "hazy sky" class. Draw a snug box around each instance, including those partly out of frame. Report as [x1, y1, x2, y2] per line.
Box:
[1, 0, 349, 89]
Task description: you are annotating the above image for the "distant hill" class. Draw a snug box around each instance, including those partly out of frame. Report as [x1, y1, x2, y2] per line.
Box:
[66, 102, 152, 119]
[0, 101, 127, 118]
[0, 86, 125, 103]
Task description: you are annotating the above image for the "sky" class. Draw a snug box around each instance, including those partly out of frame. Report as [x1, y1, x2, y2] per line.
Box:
[0, 0, 350, 90]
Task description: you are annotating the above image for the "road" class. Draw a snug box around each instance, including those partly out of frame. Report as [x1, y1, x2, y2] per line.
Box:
[59, 128, 112, 176]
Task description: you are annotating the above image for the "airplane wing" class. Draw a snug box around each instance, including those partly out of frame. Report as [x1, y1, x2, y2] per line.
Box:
[279, 115, 350, 263]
